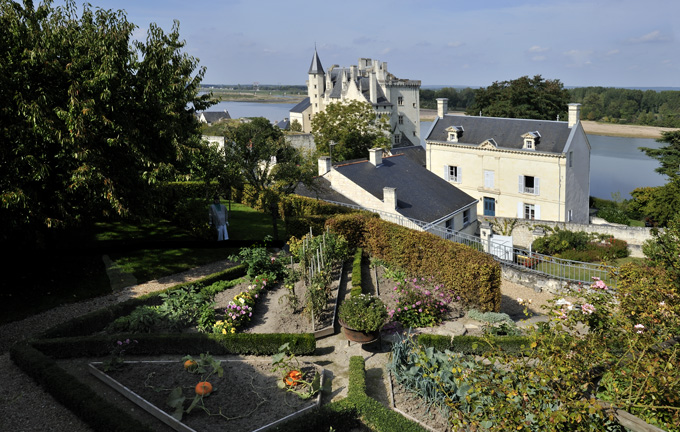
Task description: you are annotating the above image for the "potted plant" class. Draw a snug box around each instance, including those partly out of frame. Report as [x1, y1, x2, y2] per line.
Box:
[338, 294, 388, 343]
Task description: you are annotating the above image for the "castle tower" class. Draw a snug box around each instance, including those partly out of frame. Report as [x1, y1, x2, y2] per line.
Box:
[308, 49, 325, 115]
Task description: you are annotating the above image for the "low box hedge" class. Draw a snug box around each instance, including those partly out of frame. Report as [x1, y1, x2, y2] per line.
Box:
[350, 248, 363, 297]
[32, 333, 316, 358]
[418, 334, 531, 356]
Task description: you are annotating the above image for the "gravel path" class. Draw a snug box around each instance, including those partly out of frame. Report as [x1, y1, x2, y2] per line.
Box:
[0, 260, 234, 432]
[0, 259, 559, 432]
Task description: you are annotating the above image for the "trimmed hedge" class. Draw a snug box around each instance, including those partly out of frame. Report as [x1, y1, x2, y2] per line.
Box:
[32, 333, 316, 358]
[418, 334, 531, 356]
[327, 214, 502, 312]
[40, 264, 247, 339]
[10, 343, 154, 432]
[350, 248, 363, 297]
[273, 356, 428, 432]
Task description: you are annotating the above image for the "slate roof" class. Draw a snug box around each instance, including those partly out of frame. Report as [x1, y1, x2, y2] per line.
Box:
[308, 49, 324, 74]
[390, 145, 426, 167]
[427, 115, 573, 154]
[290, 97, 311, 113]
[198, 111, 231, 124]
[332, 154, 477, 223]
[275, 119, 290, 130]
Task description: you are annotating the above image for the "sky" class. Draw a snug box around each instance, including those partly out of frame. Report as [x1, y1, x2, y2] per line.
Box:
[49, 0, 679, 88]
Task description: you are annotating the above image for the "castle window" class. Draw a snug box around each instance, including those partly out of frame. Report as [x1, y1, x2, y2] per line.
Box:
[394, 133, 402, 144]
[398, 96, 404, 106]
[398, 115, 404, 125]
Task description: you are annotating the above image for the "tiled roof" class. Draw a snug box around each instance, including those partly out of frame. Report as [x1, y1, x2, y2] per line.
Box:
[427, 115, 573, 154]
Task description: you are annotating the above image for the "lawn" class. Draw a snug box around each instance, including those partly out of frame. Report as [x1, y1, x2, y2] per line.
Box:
[1, 202, 284, 325]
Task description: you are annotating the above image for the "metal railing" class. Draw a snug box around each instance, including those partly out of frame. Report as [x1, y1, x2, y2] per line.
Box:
[320, 199, 618, 287]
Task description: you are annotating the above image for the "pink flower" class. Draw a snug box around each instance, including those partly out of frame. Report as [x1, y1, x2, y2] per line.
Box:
[418, 309, 423, 313]
[581, 303, 596, 315]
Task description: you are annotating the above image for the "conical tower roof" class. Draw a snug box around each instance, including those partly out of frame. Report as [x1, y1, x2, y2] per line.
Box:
[308, 48, 324, 74]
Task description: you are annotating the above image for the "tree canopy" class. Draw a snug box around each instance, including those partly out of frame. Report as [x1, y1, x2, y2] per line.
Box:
[465, 75, 569, 121]
[0, 0, 213, 239]
[311, 100, 390, 162]
[640, 130, 680, 178]
[222, 117, 315, 239]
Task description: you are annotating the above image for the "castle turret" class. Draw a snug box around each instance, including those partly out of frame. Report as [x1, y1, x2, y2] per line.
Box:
[308, 49, 325, 114]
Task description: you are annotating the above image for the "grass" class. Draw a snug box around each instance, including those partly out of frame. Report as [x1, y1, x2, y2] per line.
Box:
[1, 202, 284, 325]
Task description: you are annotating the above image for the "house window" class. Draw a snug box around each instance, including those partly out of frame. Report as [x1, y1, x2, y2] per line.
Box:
[446, 165, 461, 183]
[445, 218, 453, 238]
[413, 131, 416, 137]
[568, 209, 573, 222]
[413, 103, 416, 108]
[524, 203, 536, 220]
[569, 151, 573, 167]
[519, 175, 540, 195]
[483, 197, 495, 216]
[394, 133, 401, 144]
[484, 170, 494, 189]
[447, 132, 458, 142]
[398, 96, 404, 106]
[398, 115, 404, 125]
[524, 139, 534, 149]
[463, 209, 470, 227]
[314, 84, 317, 89]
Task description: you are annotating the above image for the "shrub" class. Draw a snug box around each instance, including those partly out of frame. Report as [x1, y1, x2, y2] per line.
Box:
[597, 206, 630, 225]
[531, 228, 591, 255]
[338, 294, 388, 332]
[388, 277, 452, 328]
[229, 237, 286, 280]
[350, 248, 363, 297]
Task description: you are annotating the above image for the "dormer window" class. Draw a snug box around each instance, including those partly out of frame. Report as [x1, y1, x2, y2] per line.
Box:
[522, 131, 541, 150]
[446, 126, 464, 142]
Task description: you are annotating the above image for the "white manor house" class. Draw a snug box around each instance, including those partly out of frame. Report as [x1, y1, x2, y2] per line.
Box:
[290, 49, 421, 148]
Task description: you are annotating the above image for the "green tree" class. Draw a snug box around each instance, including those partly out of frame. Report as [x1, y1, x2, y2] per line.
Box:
[0, 0, 214, 241]
[640, 130, 680, 178]
[643, 213, 680, 287]
[311, 100, 390, 162]
[223, 118, 315, 239]
[466, 75, 569, 120]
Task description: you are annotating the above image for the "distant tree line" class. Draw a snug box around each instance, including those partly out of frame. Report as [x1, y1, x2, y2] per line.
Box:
[420, 82, 680, 128]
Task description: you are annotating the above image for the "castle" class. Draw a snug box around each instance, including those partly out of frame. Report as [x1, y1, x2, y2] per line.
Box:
[290, 49, 421, 147]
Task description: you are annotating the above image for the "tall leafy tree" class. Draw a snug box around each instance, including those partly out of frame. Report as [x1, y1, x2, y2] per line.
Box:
[640, 130, 680, 178]
[311, 100, 390, 162]
[0, 0, 213, 240]
[466, 75, 569, 120]
[223, 117, 315, 239]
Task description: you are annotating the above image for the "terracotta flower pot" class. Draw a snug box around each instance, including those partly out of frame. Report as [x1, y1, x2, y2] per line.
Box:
[339, 319, 380, 344]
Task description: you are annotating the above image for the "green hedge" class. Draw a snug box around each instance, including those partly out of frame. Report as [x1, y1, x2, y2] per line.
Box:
[40, 264, 247, 339]
[327, 214, 502, 312]
[273, 356, 428, 432]
[350, 248, 363, 297]
[32, 333, 316, 358]
[10, 343, 154, 432]
[417, 334, 531, 356]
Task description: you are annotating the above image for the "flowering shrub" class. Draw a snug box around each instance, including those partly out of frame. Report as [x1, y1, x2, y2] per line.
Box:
[229, 236, 286, 280]
[212, 278, 267, 334]
[388, 277, 452, 328]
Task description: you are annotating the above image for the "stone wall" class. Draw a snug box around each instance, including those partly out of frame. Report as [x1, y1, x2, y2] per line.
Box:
[285, 133, 315, 152]
[480, 216, 654, 258]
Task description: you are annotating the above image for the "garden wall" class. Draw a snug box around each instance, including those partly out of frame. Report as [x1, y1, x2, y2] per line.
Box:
[480, 216, 653, 257]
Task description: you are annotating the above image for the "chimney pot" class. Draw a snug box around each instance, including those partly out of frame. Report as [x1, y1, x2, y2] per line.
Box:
[318, 156, 331, 176]
[437, 98, 448, 118]
[383, 187, 397, 211]
[369, 148, 382, 166]
[568, 103, 581, 128]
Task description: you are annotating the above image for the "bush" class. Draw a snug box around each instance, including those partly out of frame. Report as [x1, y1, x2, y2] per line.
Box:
[350, 248, 363, 297]
[531, 228, 591, 255]
[597, 206, 630, 225]
[389, 278, 451, 328]
[338, 294, 388, 332]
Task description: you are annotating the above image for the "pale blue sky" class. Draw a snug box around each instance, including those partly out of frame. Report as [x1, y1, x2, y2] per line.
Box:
[51, 0, 679, 88]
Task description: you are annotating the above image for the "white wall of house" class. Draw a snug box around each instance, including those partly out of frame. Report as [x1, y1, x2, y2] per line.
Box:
[427, 143, 588, 223]
[430, 205, 478, 236]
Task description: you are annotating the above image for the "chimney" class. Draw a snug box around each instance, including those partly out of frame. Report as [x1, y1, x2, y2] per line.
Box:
[369, 72, 377, 104]
[568, 103, 581, 128]
[369, 148, 382, 166]
[437, 98, 448, 118]
[318, 156, 331, 175]
[383, 187, 397, 211]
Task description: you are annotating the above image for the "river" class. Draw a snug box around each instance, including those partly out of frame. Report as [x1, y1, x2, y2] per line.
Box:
[205, 102, 666, 200]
